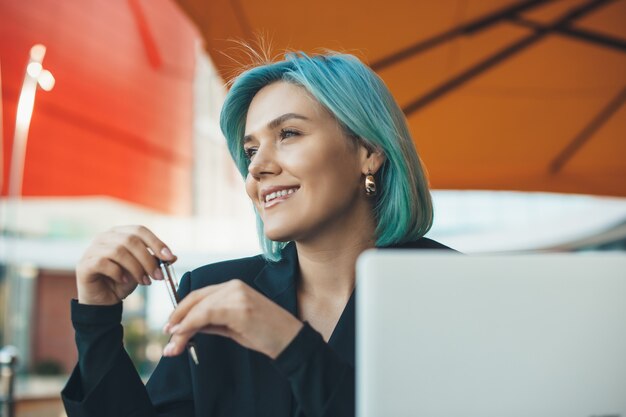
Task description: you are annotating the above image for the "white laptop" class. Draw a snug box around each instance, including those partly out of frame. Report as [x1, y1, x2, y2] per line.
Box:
[356, 251, 626, 417]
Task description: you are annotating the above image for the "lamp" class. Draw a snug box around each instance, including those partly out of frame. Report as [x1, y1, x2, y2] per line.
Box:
[1, 44, 54, 366]
[8, 44, 55, 209]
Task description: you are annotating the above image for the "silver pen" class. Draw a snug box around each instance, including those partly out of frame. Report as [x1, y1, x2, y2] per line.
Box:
[157, 258, 200, 365]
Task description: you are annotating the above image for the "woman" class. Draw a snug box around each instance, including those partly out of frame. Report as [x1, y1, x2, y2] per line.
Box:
[62, 51, 452, 417]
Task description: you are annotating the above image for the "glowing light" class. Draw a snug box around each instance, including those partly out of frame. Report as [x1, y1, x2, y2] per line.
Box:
[37, 69, 55, 91]
[15, 82, 37, 129]
[29, 44, 46, 61]
[26, 62, 42, 78]
[8, 43, 53, 199]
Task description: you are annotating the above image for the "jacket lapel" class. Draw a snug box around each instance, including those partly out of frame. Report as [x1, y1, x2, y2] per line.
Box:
[247, 242, 300, 416]
[327, 290, 355, 367]
[252, 242, 300, 315]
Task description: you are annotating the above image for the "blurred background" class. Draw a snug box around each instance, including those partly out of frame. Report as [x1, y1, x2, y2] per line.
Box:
[0, 0, 624, 415]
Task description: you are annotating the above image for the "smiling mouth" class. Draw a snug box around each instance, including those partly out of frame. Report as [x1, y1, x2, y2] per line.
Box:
[264, 187, 299, 208]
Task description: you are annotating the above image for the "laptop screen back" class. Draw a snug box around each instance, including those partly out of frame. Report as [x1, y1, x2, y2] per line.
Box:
[356, 251, 626, 417]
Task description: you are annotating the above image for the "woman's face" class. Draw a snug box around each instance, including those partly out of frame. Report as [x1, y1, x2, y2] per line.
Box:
[243, 81, 371, 243]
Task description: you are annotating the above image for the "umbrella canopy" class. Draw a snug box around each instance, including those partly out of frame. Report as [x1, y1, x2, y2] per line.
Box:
[175, 0, 626, 197]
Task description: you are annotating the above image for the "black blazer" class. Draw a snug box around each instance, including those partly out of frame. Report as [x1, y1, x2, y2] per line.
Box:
[62, 238, 452, 417]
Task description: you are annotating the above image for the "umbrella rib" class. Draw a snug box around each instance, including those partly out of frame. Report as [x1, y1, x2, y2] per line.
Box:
[127, 0, 163, 69]
[370, 0, 554, 71]
[401, 0, 616, 117]
[510, 16, 626, 53]
[1, 84, 192, 166]
[549, 86, 626, 175]
[229, 0, 253, 38]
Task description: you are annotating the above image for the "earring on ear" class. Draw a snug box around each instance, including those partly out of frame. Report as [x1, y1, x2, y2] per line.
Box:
[365, 171, 377, 197]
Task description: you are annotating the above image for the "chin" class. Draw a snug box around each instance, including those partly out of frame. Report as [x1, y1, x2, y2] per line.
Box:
[261, 213, 300, 241]
[262, 220, 304, 243]
[263, 228, 293, 243]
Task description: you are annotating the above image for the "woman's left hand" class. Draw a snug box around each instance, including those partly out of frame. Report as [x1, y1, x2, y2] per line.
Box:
[163, 279, 304, 359]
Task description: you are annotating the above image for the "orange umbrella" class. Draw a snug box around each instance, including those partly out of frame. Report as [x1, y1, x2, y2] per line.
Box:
[174, 0, 626, 197]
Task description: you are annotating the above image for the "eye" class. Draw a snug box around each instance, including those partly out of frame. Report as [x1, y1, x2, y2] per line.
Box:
[279, 128, 300, 140]
[243, 147, 257, 161]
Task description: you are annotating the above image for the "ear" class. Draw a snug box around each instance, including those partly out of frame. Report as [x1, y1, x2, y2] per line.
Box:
[359, 143, 386, 175]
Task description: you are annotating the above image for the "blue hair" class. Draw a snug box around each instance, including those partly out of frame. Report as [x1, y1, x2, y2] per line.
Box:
[220, 52, 433, 261]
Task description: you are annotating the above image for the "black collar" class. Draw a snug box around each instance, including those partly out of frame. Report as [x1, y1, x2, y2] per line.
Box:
[252, 237, 452, 301]
[252, 242, 300, 315]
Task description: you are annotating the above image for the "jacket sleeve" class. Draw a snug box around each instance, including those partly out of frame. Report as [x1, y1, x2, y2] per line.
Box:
[273, 322, 354, 417]
[62, 273, 195, 417]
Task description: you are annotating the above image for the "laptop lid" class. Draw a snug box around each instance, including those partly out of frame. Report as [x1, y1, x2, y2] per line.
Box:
[356, 251, 626, 417]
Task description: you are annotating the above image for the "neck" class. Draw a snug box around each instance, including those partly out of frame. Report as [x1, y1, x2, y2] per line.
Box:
[295, 201, 376, 300]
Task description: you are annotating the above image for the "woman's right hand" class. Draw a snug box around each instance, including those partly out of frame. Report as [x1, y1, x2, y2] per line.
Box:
[76, 225, 177, 306]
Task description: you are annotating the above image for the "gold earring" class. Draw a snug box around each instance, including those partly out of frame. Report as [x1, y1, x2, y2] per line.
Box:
[365, 172, 377, 197]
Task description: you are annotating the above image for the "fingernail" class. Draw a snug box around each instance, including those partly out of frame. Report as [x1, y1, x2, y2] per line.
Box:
[143, 275, 151, 286]
[168, 324, 181, 334]
[163, 342, 175, 356]
[161, 247, 173, 259]
[122, 275, 129, 284]
[163, 323, 171, 334]
[153, 268, 164, 280]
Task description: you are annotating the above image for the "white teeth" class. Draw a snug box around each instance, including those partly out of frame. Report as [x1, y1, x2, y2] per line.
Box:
[265, 188, 298, 203]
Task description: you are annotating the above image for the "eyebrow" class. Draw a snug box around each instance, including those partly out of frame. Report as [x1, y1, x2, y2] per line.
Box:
[243, 113, 310, 144]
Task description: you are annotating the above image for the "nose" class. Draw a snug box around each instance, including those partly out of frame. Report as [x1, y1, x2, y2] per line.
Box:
[247, 144, 280, 179]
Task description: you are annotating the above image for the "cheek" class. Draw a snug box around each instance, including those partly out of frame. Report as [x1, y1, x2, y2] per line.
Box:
[288, 144, 347, 178]
[312, 150, 360, 185]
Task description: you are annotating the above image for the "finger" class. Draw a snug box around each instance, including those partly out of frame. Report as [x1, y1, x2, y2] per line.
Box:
[199, 324, 232, 338]
[167, 284, 227, 325]
[166, 297, 234, 356]
[116, 231, 164, 281]
[183, 298, 231, 332]
[200, 325, 255, 353]
[164, 325, 238, 357]
[103, 228, 164, 284]
[89, 257, 127, 284]
[165, 319, 210, 356]
[124, 225, 177, 262]
[103, 244, 151, 286]
[164, 332, 193, 357]
[174, 279, 250, 320]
